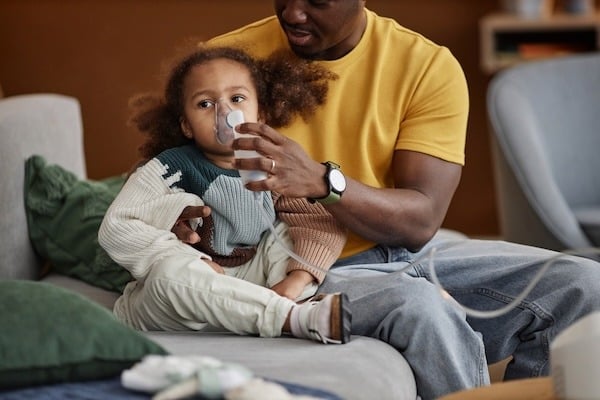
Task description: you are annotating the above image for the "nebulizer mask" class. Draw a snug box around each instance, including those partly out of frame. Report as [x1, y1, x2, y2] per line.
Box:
[214, 101, 267, 184]
[213, 101, 237, 146]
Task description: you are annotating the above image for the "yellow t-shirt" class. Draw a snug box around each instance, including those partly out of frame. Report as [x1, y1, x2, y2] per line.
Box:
[209, 9, 469, 258]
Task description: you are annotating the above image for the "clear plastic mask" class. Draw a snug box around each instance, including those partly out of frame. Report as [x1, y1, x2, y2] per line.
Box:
[214, 101, 236, 145]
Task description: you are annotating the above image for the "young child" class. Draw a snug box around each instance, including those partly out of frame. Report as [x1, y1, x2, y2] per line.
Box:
[99, 45, 351, 344]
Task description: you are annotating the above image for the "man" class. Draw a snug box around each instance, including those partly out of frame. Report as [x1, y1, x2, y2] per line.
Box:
[172, 1, 600, 398]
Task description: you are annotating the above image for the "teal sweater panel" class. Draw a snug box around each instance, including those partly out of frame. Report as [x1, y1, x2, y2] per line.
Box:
[155, 145, 276, 267]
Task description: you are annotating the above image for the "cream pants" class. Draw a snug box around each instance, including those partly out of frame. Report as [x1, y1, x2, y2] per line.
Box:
[113, 222, 318, 337]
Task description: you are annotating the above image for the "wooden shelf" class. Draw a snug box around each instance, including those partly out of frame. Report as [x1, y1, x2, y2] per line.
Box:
[480, 12, 600, 73]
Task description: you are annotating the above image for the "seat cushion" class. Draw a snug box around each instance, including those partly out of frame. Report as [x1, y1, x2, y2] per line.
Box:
[41, 253, 418, 399]
[145, 331, 417, 400]
[41, 273, 121, 310]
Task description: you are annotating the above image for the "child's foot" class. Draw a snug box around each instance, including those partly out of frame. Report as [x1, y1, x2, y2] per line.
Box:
[289, 293, 352, 344]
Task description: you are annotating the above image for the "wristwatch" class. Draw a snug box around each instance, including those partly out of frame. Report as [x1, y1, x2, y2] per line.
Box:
[310, 161, 347, 205]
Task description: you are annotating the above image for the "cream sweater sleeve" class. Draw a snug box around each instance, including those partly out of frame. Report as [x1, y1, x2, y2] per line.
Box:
[98, 159, 209, 280]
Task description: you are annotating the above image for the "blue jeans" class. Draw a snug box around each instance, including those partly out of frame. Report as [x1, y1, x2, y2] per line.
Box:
[316, 231, 600, 400]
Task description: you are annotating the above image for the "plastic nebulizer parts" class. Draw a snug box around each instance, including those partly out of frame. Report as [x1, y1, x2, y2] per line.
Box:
[215, 103, 235, 145]
[226, 109, 267, 185]
[551, 310, 600, 400]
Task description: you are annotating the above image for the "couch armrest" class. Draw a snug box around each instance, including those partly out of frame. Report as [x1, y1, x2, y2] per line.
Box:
[0, 94, 86, 280]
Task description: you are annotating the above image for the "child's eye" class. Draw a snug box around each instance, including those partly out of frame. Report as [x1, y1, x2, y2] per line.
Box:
[198, 100, 214, 109]
[231, 95, 245, 104]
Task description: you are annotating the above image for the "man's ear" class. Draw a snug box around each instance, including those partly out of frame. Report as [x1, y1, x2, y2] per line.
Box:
[180, 118, 193, 139]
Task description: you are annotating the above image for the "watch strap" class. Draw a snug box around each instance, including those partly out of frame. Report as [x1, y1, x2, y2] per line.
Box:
[314, 190, 342, 205]
[309, 161, 344, 205]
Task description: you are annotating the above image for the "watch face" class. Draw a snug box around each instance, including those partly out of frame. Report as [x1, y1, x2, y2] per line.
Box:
[329, 169, 347, 192]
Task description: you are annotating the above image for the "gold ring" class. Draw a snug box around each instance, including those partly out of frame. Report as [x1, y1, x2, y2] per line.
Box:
[269, 158, 276, 174]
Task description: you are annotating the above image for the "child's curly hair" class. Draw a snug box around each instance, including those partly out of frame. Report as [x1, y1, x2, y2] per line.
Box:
[129, 45, 337, 160]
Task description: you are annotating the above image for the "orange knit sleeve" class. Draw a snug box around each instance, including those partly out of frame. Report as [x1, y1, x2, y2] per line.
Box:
[274, 195, 347, 283]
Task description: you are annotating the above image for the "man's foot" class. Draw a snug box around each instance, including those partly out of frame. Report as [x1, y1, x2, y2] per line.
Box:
[289, 293, 352, 344]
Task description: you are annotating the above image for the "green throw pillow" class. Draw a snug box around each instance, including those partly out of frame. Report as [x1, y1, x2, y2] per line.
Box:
[24, 155, 132, 293]
[0, 281, 167, 389]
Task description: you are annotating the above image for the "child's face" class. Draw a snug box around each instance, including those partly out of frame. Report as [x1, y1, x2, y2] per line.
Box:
[180, 58, 259, 167]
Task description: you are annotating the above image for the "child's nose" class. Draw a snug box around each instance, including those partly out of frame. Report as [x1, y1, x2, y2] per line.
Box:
[215, 99, 235, 117]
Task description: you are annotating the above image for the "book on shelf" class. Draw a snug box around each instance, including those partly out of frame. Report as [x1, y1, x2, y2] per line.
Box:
[517, 42, 590, 59]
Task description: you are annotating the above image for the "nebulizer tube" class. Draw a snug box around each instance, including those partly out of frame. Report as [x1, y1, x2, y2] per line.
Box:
[427, 246, 600, 319]
[258, 193, 600, 320]
[222, 108, 600, 320]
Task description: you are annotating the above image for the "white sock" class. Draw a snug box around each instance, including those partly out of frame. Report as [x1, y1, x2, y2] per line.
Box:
[289, 297, 333, 342]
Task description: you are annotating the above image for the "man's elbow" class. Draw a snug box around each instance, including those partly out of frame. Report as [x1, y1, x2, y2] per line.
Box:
[383, 223, 438, 253]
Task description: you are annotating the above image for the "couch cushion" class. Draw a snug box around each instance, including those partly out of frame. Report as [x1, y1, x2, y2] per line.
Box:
[41, 273, 121, 310]
[0, 281, 167, 389]
[145, 331, 417, 400]
[40, 263, 418, 399]
[24, 155, 131, 293]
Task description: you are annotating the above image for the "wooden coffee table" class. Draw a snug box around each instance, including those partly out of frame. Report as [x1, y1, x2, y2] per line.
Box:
[438, 377, 556, 400]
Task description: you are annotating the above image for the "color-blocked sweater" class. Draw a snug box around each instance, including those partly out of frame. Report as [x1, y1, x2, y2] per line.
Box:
[99, 145, 346, 283]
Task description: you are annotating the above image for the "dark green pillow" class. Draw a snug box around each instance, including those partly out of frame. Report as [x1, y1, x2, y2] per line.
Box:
[0, 281, 167, 389]
[24, 155, 132, 293]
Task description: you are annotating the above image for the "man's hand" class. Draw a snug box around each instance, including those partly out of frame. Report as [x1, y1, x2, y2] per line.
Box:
[232, 122, 327, 199]
[172, 205, 211, 244]
[271, 270, 316, 301]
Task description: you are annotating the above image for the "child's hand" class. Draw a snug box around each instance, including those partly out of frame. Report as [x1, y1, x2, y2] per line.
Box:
[271, 270, 315, 301]
[172, 205, 212, 244]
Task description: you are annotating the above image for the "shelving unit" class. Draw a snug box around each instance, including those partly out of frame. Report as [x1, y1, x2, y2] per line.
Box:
[480, 12, 600, 73]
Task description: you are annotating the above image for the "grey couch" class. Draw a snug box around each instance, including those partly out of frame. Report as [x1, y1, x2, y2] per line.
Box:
[0, 93, 417, 399]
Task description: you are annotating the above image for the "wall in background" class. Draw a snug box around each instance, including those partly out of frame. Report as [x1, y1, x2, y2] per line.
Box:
[0, 0, 500, 236]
